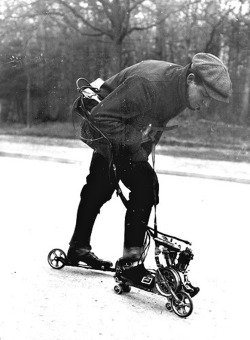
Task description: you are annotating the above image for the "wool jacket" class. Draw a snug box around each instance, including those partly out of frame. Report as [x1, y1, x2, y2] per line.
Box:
[80, 60, 191, 162]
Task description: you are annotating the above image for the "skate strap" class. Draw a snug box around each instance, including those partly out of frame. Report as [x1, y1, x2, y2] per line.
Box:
[151, 143, 158, 238]
[112, 163, 129, 208]
[153, 205, 158, 238]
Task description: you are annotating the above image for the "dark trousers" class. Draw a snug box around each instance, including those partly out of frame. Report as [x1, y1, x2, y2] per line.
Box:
[70, 152, 159, 251]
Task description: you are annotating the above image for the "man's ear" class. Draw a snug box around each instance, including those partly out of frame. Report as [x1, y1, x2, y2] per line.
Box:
[187, 73, 195, 85]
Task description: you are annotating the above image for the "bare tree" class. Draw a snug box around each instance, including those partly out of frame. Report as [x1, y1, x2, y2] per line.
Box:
[37, 0, 183, 73]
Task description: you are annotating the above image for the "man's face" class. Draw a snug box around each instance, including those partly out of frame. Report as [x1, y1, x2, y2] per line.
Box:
[187, 74, 212, 110]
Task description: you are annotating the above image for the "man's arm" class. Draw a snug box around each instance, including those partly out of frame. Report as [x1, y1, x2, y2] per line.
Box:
[89, 76, 156, 161]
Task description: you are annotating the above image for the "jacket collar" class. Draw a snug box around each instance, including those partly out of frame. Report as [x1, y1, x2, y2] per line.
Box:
[178, 63, 194, 110]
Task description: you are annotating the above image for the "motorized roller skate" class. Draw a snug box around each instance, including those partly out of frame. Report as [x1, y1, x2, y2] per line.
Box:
[113, 227, 199, 318]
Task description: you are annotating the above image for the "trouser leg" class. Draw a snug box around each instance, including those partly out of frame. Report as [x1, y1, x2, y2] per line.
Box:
[69, 152, 115, 249]
[119, 161, 159, 259]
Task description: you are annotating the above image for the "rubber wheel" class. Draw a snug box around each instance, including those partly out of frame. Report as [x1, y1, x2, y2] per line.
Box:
[47, 248, 66, 269]
[171, 291, 193, 318]
[114, 285, 123, 294]
[165, 302, 172, 312]
[156, 267, 181, 296]
[121, 284, 131, 293]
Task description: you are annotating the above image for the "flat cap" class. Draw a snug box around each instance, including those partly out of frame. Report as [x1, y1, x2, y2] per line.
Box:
[192, 53, 232, 103]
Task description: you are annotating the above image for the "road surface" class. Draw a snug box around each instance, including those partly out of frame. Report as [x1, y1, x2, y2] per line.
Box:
[0, 151, 249, 339]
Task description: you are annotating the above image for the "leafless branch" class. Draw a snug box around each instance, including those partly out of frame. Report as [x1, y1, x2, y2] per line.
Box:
[128, 0, 146, 13]
[56, 0, 111, 37]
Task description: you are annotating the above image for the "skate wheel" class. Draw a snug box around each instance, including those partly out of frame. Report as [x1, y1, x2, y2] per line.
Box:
[171, 291, 193, 318]
[165, 302, 172, 312]
[47, 248, 66, 269]
[121, 284, 131, 293]
[114, 284, 123, 294]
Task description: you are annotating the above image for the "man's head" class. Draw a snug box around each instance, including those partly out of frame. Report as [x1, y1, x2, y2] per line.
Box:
[186, 53, 232, 110]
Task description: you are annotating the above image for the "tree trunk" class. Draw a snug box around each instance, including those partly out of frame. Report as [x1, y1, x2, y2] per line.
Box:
[110, 40, 123, 74]
[155, 0, 167, 60]
[240, 54, 250, 124]
[26, 73, 31, 128]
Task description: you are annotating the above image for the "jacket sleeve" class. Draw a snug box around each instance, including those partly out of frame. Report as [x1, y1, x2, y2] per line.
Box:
[89, 76, 156, 161]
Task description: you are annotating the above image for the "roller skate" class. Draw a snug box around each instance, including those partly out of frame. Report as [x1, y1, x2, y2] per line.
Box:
[114, 258, 155, 293]
[47, 248, 115, 272]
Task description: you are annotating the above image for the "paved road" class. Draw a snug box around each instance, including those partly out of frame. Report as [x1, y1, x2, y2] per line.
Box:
[0, 147, 249, 339]
[1, 134, 250, 183]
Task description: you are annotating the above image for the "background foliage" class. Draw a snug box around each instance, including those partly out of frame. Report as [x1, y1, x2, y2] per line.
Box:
[0, 0, 249, 127]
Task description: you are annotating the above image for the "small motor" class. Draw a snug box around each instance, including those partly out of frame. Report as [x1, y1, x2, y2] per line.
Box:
[176, 247, 194, 272]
